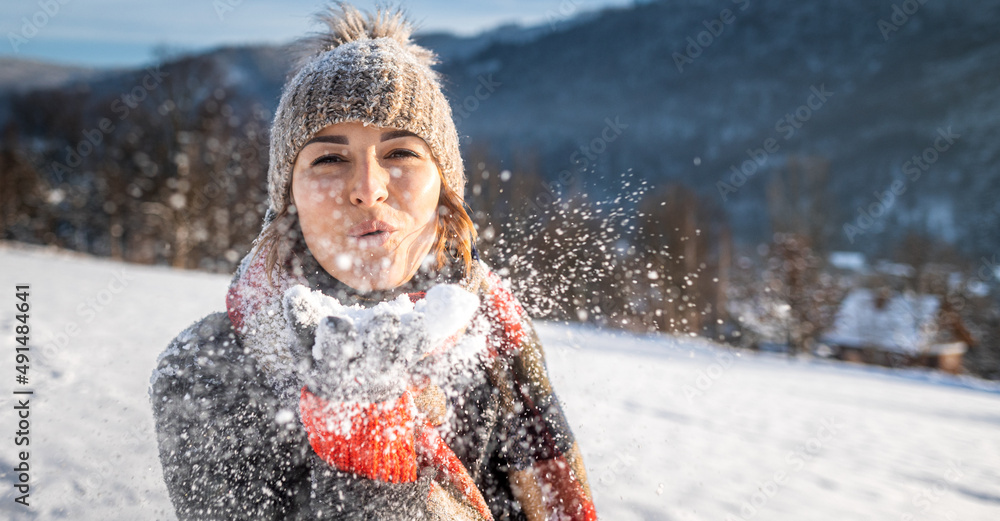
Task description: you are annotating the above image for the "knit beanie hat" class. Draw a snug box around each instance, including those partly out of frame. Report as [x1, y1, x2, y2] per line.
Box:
[265, 2, 464, 219]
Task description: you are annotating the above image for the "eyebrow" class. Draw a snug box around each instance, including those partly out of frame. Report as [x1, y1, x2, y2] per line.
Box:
[380, 129, 419, 142]
[303, 135, 348, 146]
[302, 130, 419, 148]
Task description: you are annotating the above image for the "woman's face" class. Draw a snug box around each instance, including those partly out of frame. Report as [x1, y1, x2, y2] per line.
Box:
[290, 121, 442, 292]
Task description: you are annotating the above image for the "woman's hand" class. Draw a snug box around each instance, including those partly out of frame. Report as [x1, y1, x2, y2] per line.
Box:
[282, 282, 493, 516]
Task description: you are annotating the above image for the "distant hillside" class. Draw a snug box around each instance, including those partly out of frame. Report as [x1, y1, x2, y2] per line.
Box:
[2, 0, 998, 259]
[434, 0, 1000, 255]
[0, 57, 101, 92]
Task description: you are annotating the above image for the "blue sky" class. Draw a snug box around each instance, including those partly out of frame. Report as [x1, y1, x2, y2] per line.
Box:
[1, 0, 631, 68]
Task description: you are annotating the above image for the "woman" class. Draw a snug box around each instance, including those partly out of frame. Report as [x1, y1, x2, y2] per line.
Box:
[150, 4, 596, 520]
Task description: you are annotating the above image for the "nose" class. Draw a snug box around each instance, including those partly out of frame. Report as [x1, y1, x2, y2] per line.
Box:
[349, 154, 389, 207]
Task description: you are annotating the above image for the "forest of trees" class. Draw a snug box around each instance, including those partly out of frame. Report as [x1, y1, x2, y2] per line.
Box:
[2, 55, 998, 380]
[1, 59, 271, 271]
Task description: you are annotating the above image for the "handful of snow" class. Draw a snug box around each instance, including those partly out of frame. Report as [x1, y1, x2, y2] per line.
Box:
[283, 284, 480, 353]
[282, 284, 482, 400]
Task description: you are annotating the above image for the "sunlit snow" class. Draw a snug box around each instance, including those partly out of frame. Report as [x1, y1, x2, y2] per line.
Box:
[1, 242, 998, 520]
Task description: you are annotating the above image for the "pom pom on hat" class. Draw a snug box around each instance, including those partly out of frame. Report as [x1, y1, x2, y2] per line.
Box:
[293, 2, 438, 71]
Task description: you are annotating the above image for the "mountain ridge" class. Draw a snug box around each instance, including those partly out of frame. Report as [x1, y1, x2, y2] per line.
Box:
[2, 0, 997, 258]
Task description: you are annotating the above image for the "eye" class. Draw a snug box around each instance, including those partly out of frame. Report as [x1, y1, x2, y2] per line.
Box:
[386, 148, 420, 159]
[310, 154, 344, 167]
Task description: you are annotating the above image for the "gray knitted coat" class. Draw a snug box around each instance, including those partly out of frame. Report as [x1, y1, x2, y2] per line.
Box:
[150, 309, 521, 519]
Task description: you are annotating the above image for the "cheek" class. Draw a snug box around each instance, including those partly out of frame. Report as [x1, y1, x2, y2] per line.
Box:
[299, 176, 347, 203]
[297, 174, 348, 207]
[397, 171, 441, 222]
[294, 178, 349, 232]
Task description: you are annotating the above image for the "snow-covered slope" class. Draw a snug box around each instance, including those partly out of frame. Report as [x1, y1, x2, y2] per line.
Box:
[0, 241, 998, 520]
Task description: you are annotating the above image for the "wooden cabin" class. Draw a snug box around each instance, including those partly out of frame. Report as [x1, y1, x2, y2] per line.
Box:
[822, 288, 974, 374]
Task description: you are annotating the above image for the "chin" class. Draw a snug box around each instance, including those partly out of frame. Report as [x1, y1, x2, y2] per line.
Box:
[345, 263, 405, 292]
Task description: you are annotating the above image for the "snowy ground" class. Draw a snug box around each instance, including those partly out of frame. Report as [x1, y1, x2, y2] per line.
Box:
[1, 241, 998, 520]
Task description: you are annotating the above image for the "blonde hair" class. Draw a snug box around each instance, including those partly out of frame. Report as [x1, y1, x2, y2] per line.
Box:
[252, 169, 476, 287]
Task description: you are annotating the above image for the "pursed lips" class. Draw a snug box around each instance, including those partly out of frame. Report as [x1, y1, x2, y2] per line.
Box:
[347, 219, 397, 247]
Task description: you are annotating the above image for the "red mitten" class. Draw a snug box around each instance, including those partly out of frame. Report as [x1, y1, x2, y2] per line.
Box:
[299, 386, 418, 483]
